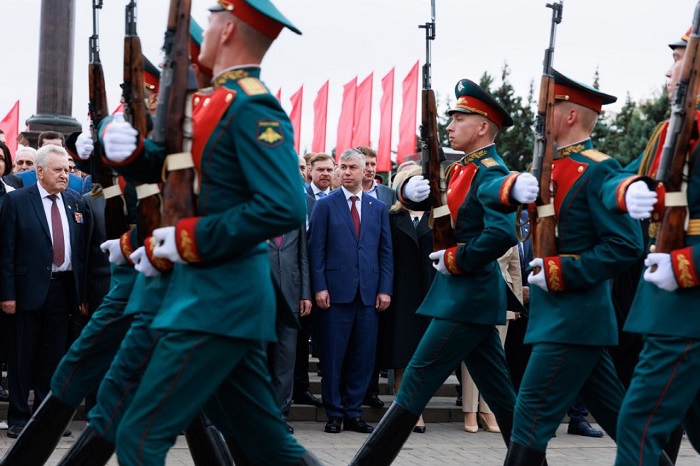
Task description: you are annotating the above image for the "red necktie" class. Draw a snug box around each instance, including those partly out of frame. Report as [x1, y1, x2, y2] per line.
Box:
[350, 195, 360, 236]
[49, 195, 65, 267]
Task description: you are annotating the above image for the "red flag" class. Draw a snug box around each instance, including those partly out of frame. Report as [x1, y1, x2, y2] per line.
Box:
[336, 76, 357, 159]
[397, 61, 419, 164]
[312, 80, 329, 153]
[290, 85, 303, 153]
[377, 68, 394, 172]
[275, 88, 282, 102]
[352, 73, 373, 147]
[0, 101, 20, 157]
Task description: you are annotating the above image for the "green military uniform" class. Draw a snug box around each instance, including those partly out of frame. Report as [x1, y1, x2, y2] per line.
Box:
[609, 106, 700, 465]
[108, 60, 309, 464]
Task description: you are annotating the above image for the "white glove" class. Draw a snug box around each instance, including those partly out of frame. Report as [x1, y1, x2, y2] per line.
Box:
[512, 173, 539, 204]
[428, 249, 450, 275]
[643, 253, 678, 292]
[152, 226, 186, 264]
[403, 176, 431, 202]
[75, 132, 94, 160]
[626, 181, 658, 220]
[527, 258, 548, 292]
[130, 246, 161, 277]
[102, 113, 138, 163]
[100, 239, 127, 266]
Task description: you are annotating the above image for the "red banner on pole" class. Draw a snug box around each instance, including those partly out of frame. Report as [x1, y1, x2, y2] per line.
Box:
[352, 73, 373, 148]
[397, 61, 419, 164]
[0, 100, 20, 157]
[275, 88, 282, 102]
[336, 76, 357, 160]
[377, 68, 394, 172]
[311, 81, 329, 153]
[290, 86, 303, 153]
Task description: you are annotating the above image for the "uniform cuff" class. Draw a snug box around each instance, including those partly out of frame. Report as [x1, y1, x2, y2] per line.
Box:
[119, 230, 137, 265]
[543, 256, 565, 292]
[444, 247, 464, 275]
[671, 247, 700, 289]
[175, 217, 203, 263]
[499, 173, 520, 207]
[144, 236, 174, 273]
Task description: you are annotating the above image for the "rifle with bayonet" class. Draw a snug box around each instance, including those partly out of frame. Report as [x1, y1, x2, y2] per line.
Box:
[153, 0, 198, 227]
[527, 1, 563, 264]
[419, 0, 454, 251]
[654, 1, 700, 257]
[88, 0, 130, 240]
[122, 0, 162, 246]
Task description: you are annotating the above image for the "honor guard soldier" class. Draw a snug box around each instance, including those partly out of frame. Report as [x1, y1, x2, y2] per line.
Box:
[611, 27, 700, 466]
[95, 1, 322, 465]
[350, 79, 539, 465]
[498, 71, 671, 466]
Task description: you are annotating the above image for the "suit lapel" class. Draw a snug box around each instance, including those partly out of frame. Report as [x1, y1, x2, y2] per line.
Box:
[395, 212, 419, 246]
[29, 184, 51, 238]
[331, 191, 359, 241]
[415, 213, 432, 239]
[359, 195, 375, 242]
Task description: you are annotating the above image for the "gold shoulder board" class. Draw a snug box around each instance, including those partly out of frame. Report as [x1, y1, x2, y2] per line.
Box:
[481, 157, 498, 168]
[238, 78, 268, 96]
[580, 149, 611, 163]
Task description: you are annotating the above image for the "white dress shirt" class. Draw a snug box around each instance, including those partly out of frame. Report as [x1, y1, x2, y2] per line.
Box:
[37, 184, 72, 272]
[340, 186, 362, 221]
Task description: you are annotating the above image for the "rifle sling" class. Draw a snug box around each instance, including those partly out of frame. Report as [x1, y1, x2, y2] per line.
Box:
[165, 152, 194, 171]
[102, 185, 123, 199]
[537, 203, 555, 217]
[136, 183, 161, 200]
[432, 205, 450, 218]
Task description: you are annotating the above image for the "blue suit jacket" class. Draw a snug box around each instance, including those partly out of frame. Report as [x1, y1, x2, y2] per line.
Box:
[0, 184, 92, 310]
[308, 189, 393, 306]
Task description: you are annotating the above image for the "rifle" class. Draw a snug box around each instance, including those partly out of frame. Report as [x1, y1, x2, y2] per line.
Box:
[122, 0, 162, 246]
[654, 1, 700, 257]
[88, 0, 130, 240]
[154, 0, 198, 227]
[527, 1, 563, 264]
[419, 0, 454, 251]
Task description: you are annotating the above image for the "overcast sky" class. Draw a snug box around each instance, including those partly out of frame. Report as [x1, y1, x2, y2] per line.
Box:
[1, 0, 696, 154]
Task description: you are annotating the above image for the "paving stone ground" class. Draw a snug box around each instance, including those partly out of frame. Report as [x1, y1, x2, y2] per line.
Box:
[3, 420, 698, 465]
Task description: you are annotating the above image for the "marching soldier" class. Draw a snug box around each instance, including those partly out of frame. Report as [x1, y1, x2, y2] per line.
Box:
[96, 1, 322, 465]
[611, 27, 700, 466]
[350, 79, 538, 465]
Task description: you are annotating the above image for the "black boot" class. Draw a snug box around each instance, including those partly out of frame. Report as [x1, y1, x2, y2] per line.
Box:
[184, 411, 233, 466]
[225, 436, 257, 466]
[0, 393, 76, 466]
[56, 425, 114, 466]
[349, 402, 419, 466]
[503, 441, 546, 466]
[659, 451, 675, 466]
[496, 414, 513, 448]
[293, 450, 324, 465]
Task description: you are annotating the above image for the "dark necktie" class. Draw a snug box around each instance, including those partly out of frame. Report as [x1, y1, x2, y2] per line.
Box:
[350, 195, 361, 236]
[413, 216, 420, 228]
[49, 194, 65, 267]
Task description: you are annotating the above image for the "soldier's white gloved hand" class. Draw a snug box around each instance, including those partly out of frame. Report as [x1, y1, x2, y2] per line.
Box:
[152, 226, 186, 264]
[102, 113, 138, 163]
[75, 132, 94, 160]
[428, 249, 449, 275]
[130, 246, 161, 278]
[626, 181, 658, 220]
[403, 175, 431, 202]
[100, 239, 127, 266]
[527, 258, 549, 292]
[643, 253, 678, 292]
[512, 173, 539, 204]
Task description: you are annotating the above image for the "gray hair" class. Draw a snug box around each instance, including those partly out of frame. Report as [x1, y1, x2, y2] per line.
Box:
[15, 146, 37, 159]
[35, 144, 69, 168]
[338, 148, 365, 169]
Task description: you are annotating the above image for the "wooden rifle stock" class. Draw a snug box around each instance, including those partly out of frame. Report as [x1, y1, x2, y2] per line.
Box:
[654, 1, 700, 255]
[89, 0, 130, 240]
[123, 0, 161, 245]
[157, 0, 198, 227]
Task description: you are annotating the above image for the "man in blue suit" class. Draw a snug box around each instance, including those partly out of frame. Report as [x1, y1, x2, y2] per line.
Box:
[15, 131, 85, 193]
[0, 144, 93, 438]
[308, 148, 393, 434]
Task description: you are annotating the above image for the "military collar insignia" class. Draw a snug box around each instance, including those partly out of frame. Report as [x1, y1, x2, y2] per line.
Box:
[460, 148, 489, 165]
[558, 143, 586, 158]
[213, 69, 250, 88]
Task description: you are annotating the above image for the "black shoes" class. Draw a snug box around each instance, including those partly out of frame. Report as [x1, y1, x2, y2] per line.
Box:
[412, 425, 427, 433]
[6, 424, 23, 439]
[362, 394, 385, 409]
[324, 417, 342, 434]
[294, 391, 323, 408]
[344, 417, 374, 433]
[567, 419, 604, 438]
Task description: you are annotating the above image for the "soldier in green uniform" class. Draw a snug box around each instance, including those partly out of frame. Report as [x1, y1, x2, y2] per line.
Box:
[497, 71, 649, 465]
[96, 1, 321, 465]
[611, 28, 700, 466]
[350, 79, 539, 465]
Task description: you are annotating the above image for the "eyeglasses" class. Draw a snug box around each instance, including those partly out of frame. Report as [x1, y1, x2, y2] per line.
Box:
[68, 166, 77, 172]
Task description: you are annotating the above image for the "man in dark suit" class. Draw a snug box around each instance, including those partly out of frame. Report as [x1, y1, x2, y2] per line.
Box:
[308, 148, 393, 434]
[305, 152, 334, 200]
[0, 144, 92, 438]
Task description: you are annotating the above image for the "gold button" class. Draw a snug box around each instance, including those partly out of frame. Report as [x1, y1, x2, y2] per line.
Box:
[657, 182, 663, 188]
[649, 245, 656, 253]
[225, 93, 233, 103]
[448, 189, 452, 194]
[194, 97, 201, 106]
[204, 98, 211, 107]
[578, 166, 584, 173]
